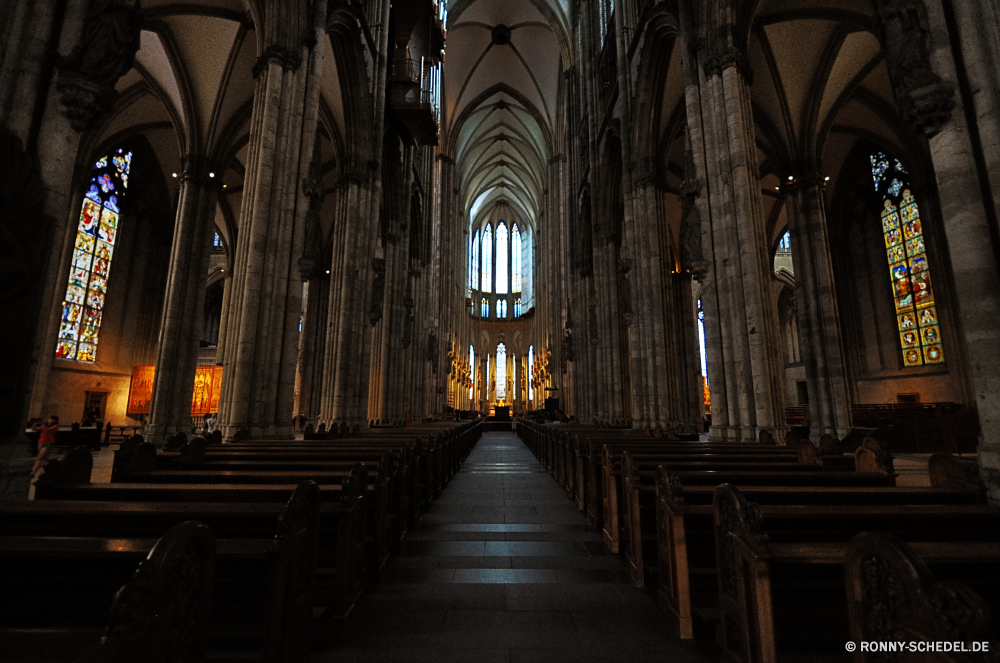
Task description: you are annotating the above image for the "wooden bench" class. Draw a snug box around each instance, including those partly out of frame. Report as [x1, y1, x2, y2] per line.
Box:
[615, 441, 896, 582]
[117, 465, 396, 572]
[34, 471, 367, 620]
[653, 467, 982, 639]
[0, 520, 215, 663]
[606, 445, 891, 556]
[845, 532, 999, 662]
[714, 484, 1000, 663]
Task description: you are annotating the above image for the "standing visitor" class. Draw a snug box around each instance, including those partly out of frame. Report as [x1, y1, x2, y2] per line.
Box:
[31, 416, 59, 476]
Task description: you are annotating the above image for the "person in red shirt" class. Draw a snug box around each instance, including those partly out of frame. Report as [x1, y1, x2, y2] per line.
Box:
[31, 415, 59, 476]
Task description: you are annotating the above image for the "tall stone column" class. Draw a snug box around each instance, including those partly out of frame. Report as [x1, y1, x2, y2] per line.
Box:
[783, 178, 851, 440]
[218, 0, 327, 439]
[696, 46, 786, 442]
[146, 160, 220, 443]
[887, 0, 1000, 499]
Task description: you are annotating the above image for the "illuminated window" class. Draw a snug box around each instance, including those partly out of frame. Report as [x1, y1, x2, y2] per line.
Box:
[528, 345, 534, 401]
[213, 232, 224, 249]
[469, 345, 475, 399]
[497, 343, 507, 401]
[872, 152, 944, 367]
[512, 223, 522, 293]
[470, 230, 480, 290]
[498, 299, 507, 318]
[481, 225, 492, 293]
[481, 298, 489, 317]
[496, 222, 508, 294]
[514, 298, 522, 318]
[56, 148, 132, 362]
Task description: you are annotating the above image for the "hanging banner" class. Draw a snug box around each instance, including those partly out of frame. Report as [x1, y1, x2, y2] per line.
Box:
[127, 365, 224, 416]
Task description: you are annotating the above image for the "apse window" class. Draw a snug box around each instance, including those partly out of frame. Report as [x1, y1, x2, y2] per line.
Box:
[56, 148, 132, 362]
[872, 152, 944, 367]
[213, 232, 224, 250]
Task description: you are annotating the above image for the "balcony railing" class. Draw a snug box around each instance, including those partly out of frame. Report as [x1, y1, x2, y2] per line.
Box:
[390, 58, 441, 126]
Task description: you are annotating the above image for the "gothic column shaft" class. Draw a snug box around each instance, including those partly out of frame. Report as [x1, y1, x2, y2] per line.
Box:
[921, 0, 1000, 498]
[146, 167, 220, 443]
[219, 0, 326, 438]
[785, 182, 851, 439]
[721, 64, 782, 436]
[704, 68, 751, 438]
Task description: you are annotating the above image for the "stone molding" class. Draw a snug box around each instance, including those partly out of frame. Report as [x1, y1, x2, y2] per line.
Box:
[702, 45, 752, 83]
[55, 0, 144, 131]
[252, 44, 303, 78]
[872, 0, 955, 138]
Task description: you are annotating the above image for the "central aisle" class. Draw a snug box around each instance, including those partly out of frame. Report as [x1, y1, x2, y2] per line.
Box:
[310, 431, 714, 663]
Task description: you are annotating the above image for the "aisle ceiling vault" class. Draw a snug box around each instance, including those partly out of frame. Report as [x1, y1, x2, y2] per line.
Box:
[93, 0, 344, 249]
[444, 0, 570, 232]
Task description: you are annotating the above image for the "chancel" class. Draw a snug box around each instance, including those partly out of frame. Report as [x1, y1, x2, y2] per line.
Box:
[3, 0, 1000, 661]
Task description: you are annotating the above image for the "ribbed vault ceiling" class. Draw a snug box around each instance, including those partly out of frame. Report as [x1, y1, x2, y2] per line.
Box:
[444, 0, 568, 232]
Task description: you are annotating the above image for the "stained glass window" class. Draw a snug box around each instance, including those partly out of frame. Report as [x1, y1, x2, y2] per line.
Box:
[514, 298, 522, 318]
[481, 225, 493, 293]
[470, 345, 475, 400]
[496, 223, 509, 294]
[213, 232, 223, 249]
[56, 148, 132, 362]
[512, 223, 522, 293]
[528, 345, 534, 401]
[481, 298, 489, 317]
[471, 230, 480, 290]
[497, 299, 507, 319]
[872, 152, 944, 367]
[497, 343, 507, 401]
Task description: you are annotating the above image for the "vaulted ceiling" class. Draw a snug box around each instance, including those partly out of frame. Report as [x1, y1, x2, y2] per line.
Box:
[91, 0, 344, 249]
[444, 0, 570, 232]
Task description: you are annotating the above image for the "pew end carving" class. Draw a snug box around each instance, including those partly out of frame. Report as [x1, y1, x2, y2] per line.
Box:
[845, 531, 997, 663]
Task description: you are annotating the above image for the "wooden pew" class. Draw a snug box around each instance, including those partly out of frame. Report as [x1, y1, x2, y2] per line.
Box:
[606, 445, 892, 556]
[34, 470, 366, 621]
[615, 441, 897, 584]
[654, 468, 982, 639]
[117, 449, 399, 571]
[714, 484, 1000, 663]
[845, 532, 998, 663]
[0, 520, 215, 663]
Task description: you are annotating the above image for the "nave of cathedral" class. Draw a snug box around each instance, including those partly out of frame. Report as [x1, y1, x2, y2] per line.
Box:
[3, 0, 1000, 659]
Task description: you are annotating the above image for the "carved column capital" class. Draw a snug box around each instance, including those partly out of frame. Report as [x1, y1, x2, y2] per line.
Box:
[872, 0, 955, 138]
[252, 44, 303, 78]
[703, 46, 752, 83]
[55, 0, 144, 131]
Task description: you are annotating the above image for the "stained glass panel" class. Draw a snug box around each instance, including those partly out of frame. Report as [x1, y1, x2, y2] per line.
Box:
[481, 225, 492, 293]
[512, 223, 522, 293]
[496, 222, 509, 294]
[55, 148, 131, 362]
[471, 230, 480, 290]
[873, 153, 944, 367]
[497, 343, 507, 401]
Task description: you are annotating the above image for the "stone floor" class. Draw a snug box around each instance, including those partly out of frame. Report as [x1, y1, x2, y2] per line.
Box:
[308, 431, 716, 663]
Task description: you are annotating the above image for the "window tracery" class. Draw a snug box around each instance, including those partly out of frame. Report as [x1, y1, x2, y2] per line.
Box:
[56, 148, 132, 362]
[872, 152, 944, 367]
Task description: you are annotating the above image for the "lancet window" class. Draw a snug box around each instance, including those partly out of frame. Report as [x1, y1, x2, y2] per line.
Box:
[871, 152, 944, 367]
[56, 148, 132, 362]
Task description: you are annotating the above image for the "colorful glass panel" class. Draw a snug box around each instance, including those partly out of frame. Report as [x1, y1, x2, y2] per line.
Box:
[496, 222, 509, 294]
[873, 152, 944, 367]
[55, 148, 132, 361]
[470, 346, 475, 400]
[481, 225, 492, 293]
[471, 230, 479, 290]
[497, 343, 507, 401]
[512, 223, 522, 293]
